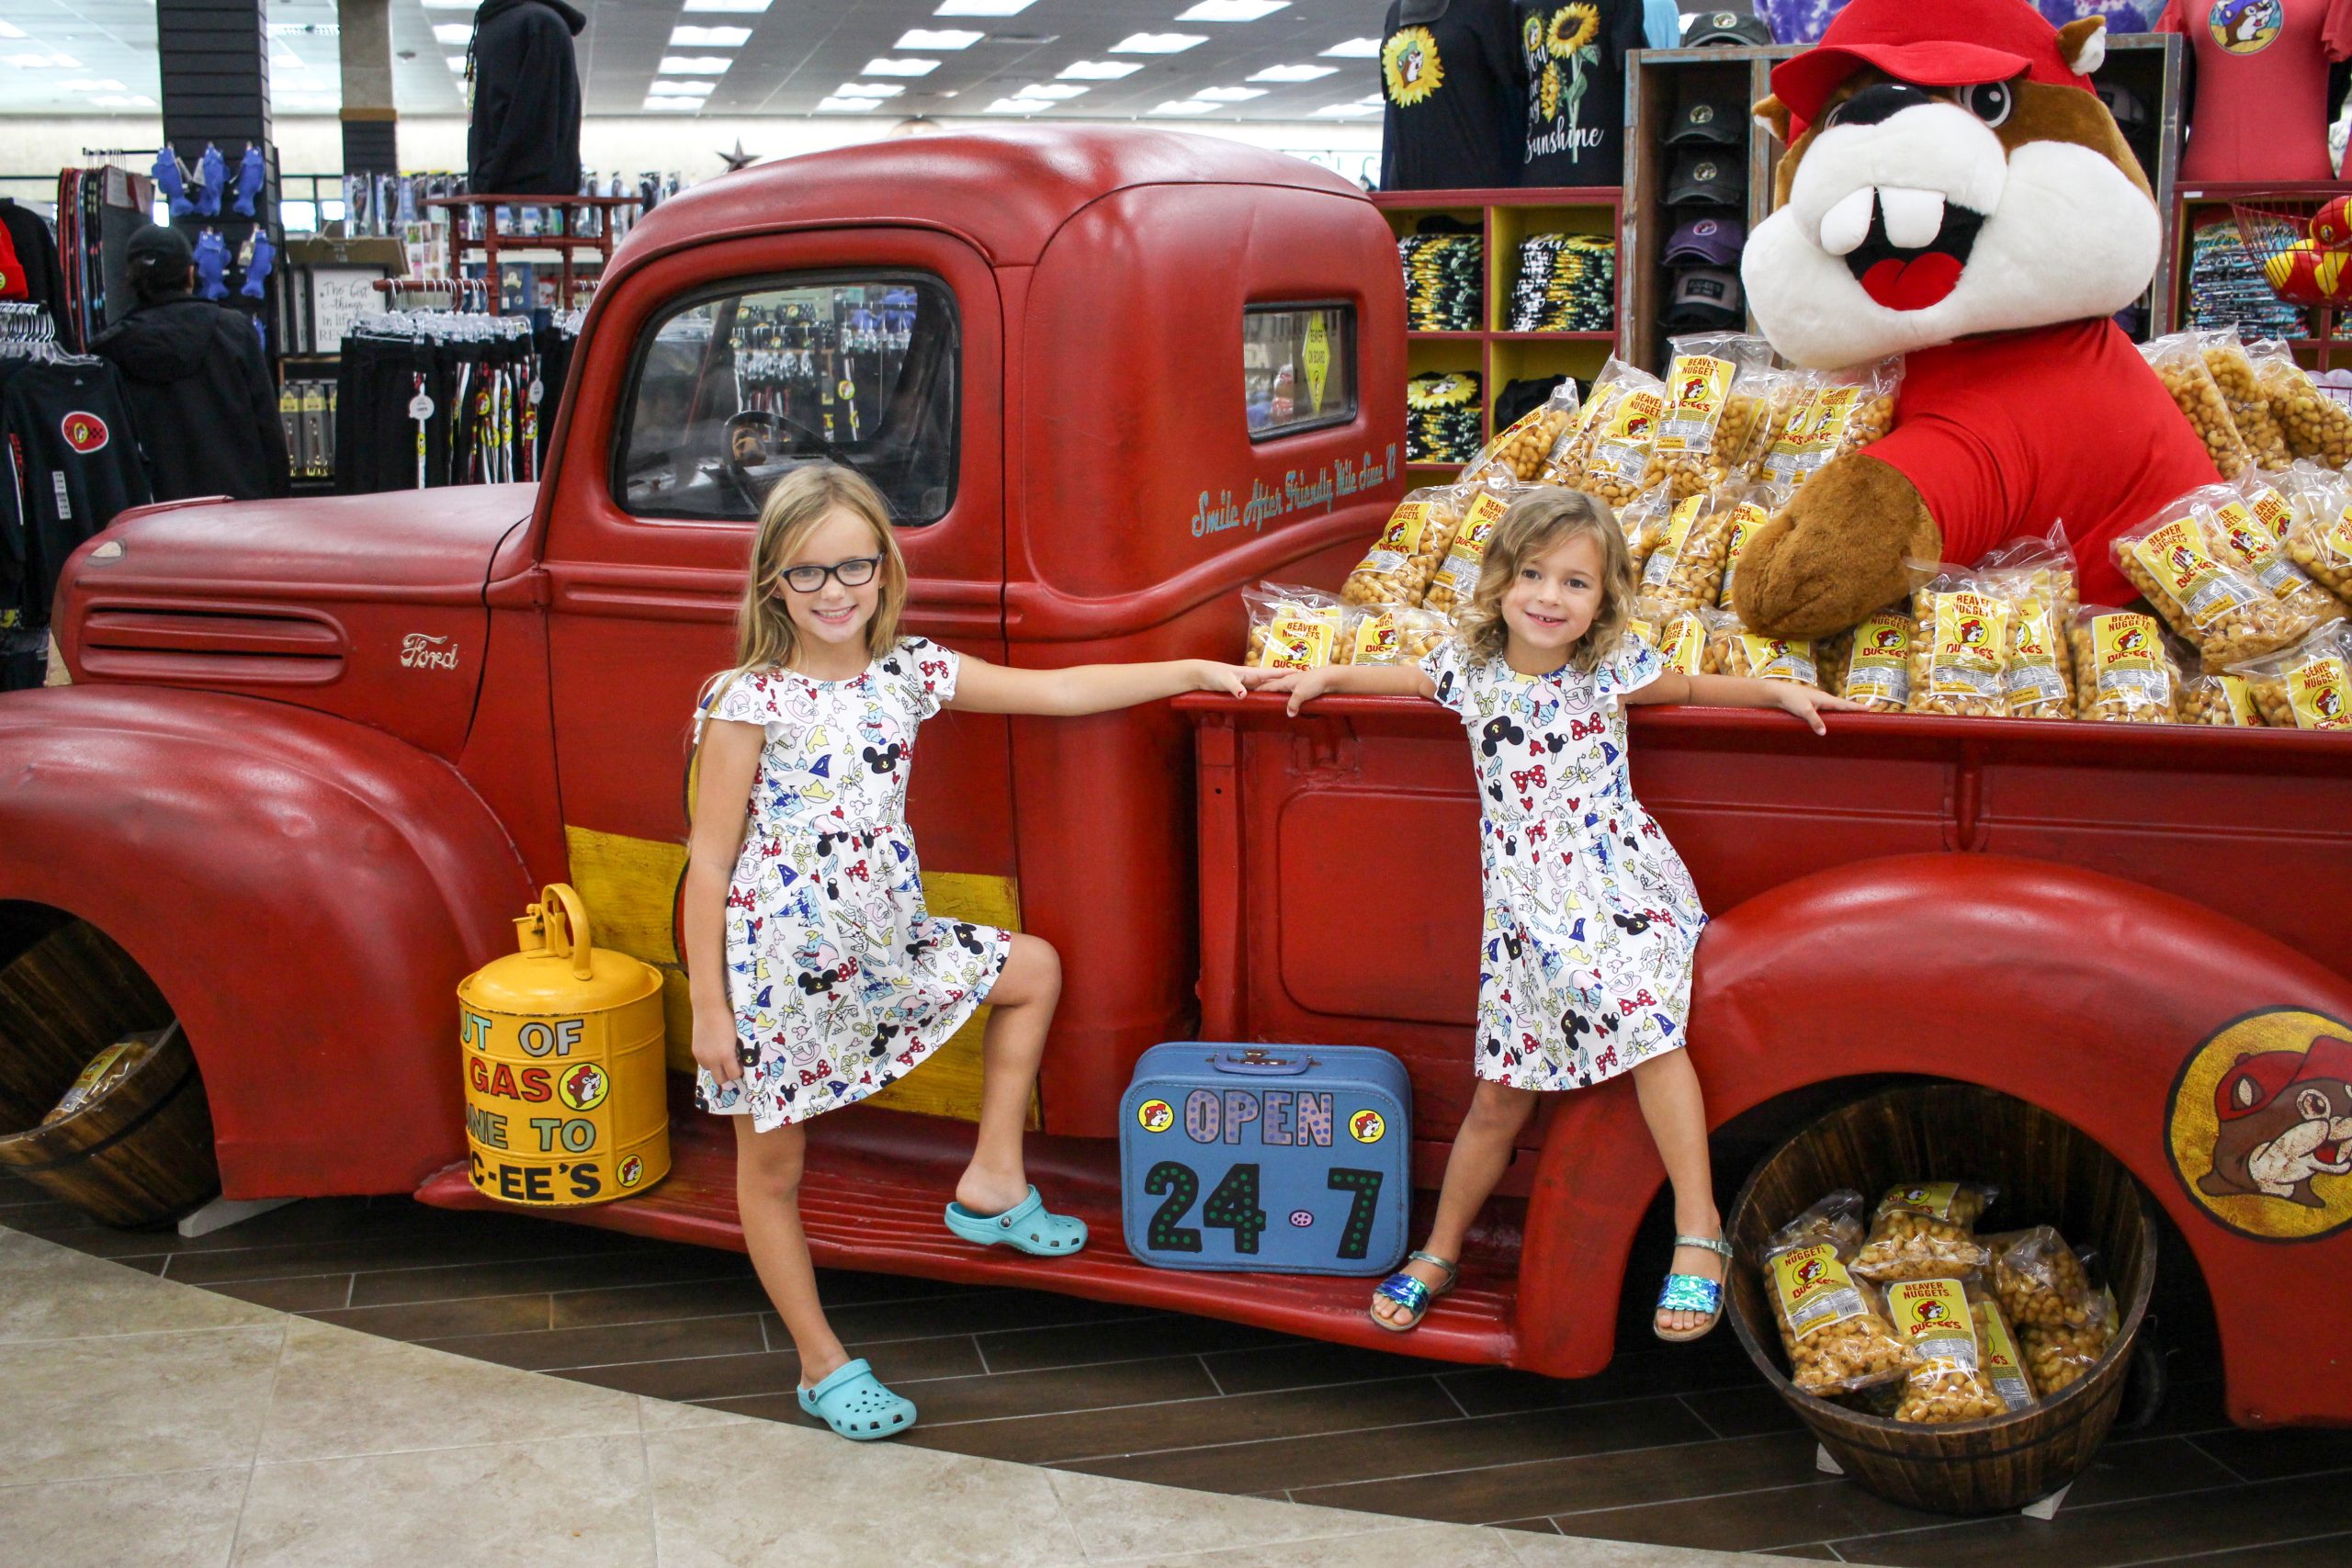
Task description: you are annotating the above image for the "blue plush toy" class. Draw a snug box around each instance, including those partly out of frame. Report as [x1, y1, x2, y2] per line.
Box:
[232, 145, 265, 219]
[153, 147, 193, 218]
[239, 233, 276, 299]
[193, 143, 226, 218]
[193, 230, 230, 300]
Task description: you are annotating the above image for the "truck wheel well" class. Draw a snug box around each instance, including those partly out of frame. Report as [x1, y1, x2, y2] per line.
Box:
[0, 899, 182, 1138]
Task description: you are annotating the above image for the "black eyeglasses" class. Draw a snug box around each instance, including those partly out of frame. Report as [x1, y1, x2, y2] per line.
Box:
[777, 555, 884, 593]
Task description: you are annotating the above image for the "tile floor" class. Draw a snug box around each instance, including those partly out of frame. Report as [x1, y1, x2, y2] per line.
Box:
[7, 1179, 2349, 1568]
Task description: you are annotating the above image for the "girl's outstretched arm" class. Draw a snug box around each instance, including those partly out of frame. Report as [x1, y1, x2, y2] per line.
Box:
[1259, 661, 1434, 716]
[683, 717, 763, 1084]
[951, 655, 1283, 716]
[1622, 671, 1865, 736]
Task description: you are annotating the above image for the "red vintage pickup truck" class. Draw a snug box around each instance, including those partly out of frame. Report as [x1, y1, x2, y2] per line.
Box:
[7, 129, 2347, 1427]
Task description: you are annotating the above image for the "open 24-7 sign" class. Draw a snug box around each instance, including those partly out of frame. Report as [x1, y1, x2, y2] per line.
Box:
[1118, 1043, 1411, 1276]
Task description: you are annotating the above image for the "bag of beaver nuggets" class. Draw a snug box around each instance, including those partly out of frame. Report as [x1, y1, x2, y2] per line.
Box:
[1343, 486, 1464, 608]
[1628, 609, 1706, 675]
[1851, 1181, 1997, 1282]
[1758, 1191, 1917, 1396]
[2070, 605, 2180, 722]
[2142, 332, 2254, 479]
[2251, 338, 2352, 468]
[2112, 500, 2320, 672]
[1987, 1228, 2117, 1397]
[1643, 333, 1777, 501]
[1883, 1276, 2011, 1424]
[2192, 479, 2345, 625]
[1906, 568, 2013, 718]
[1838, 606, 1913, 712]
[1475, 380, 1582, 484]
[1243, 582, 1345, 671]
[1577, 362, 1670, 512]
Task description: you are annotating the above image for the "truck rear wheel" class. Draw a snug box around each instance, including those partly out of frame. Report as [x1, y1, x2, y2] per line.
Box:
[0, 904, 218, 1226]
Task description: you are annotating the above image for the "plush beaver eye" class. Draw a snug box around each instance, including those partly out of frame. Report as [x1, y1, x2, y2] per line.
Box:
[1960, 81, 2014, 128]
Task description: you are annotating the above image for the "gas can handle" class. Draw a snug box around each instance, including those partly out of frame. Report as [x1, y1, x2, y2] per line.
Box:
[537, 883, 595, 983]
[1209, 1049, 1311, 1077]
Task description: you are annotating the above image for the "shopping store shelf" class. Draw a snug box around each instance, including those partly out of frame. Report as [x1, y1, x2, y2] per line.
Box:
[415, 1093, 1520, 1366]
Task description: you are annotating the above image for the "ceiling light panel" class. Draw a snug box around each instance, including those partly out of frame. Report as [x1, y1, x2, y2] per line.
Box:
[898, 29, 982, 49]
[4, 52, 79, 68]
[935, 0, 1036, 14]
[431, 24, 471, 44]
[1016, 83, 1086, 99]
[671, 26, 752, 47]
[984, 97, 1045, 113]
[1248, 63, 1337, 82]
[1321, 38, 1381, 58]
[684, 0, 775, 10]
[1112, 33, 1205, 53]
[658, 57, 734, 73]
[860, 57, 939, 75]
[816, 96, 881, 111]
[1176, 1, 1289, 19]
[1148, 100, 1215, 116]
[1057, 61, 1141, 80]
[1312, 103, 1378, 117]
[0, 22, 24, 38]
[650, 79, 716, 95]
[834, 82, 904, 97]
[645, 97, 702, 110]
[447, 55, 467, 71]
[1191, 85, 1266, 101]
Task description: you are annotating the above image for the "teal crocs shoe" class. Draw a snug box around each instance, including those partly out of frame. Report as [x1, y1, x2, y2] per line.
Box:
[797, 1358, 916, 1440]
[943, 1185, 1088, 1256]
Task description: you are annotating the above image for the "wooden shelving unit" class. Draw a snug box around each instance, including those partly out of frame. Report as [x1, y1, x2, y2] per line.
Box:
[2172, 181, 2349, 371]
[1374, 186, 1623, 478]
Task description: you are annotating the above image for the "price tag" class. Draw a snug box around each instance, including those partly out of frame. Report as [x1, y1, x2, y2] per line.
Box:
[528, 378, 544, 406]
[408, 392, 435, 422]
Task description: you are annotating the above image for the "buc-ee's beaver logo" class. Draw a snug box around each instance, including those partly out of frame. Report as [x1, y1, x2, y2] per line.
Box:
[61, 411, 108, 453]
[1136, 1098, 1173, 1134]
[2167, 1009, 2352, 1243]
[557, 1062, 609, 1113]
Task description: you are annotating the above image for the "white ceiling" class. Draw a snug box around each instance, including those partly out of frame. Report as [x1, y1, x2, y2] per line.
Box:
[0, 1, 1392, 122]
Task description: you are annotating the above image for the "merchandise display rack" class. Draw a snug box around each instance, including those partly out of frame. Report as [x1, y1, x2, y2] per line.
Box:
[1373, 186, 1623, 478]
[419, 194, 640, 316]
[2173, 181, 2349, 371]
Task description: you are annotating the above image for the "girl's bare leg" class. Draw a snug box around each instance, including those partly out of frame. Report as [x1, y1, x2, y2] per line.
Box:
[1371, 1079, 1539, 1325]
[734, 1116, 852, 1387]
[955, 933, 1060, 1216]
[1632, 1047, 1722, 1334]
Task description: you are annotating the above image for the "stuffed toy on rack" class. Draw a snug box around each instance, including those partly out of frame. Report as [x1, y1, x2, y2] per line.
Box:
[1731, 0, 2219, 638]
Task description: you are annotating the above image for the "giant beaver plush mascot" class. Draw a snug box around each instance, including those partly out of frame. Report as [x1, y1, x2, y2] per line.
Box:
[1732, 0, 2219, 639]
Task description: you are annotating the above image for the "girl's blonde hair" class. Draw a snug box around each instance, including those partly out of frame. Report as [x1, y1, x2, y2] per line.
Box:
[733, 462, 909, 671]
[1453, 487, 1633, 671]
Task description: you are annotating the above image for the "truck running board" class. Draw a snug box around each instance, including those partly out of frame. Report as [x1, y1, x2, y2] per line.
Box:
[414, 1103, 1518, 1366]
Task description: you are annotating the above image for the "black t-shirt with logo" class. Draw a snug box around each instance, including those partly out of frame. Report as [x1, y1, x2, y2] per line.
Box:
[1380, 0, 1525, 191]
[1514, 0, 1647, 187]
[1, 360, 150, 626]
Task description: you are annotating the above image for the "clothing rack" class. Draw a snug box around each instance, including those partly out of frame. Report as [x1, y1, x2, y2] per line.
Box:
[333, 296, 577, 493]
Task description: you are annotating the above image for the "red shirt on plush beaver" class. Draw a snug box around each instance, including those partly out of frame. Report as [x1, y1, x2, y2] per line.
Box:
[1731, 0, 2218, 638]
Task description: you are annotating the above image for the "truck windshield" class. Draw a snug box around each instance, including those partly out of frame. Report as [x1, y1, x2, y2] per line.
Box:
[616, 275, 958, 525]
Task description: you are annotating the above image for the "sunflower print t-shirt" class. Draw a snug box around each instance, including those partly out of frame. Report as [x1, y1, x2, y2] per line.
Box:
[1515, 0, 1645, 186]
[1378, 0, 1523, 191]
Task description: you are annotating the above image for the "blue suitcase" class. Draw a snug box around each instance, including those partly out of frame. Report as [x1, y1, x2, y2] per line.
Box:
[1119, 1043, 1411, 1276]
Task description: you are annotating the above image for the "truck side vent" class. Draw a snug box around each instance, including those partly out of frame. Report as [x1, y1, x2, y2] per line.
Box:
[77, 604, 345, 686]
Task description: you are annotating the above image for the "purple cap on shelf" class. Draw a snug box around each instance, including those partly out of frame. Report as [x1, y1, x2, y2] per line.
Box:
[1664, 216, 1746, 266]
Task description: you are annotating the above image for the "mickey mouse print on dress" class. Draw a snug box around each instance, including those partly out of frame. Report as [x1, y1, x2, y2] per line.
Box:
[692, 637, 1012, 1131]
[1421, 635, 1708, 1091]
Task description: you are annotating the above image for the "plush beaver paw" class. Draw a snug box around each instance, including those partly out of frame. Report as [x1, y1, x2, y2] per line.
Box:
[1733, 454, 1942, 640]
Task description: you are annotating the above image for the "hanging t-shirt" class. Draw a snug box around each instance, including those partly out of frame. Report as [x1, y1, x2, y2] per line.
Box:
[0, 358, 150, 627]
[1381, 0, 1525, 191]
[2160, 0, 2352, 183]
[1516, 1, 1649, 186]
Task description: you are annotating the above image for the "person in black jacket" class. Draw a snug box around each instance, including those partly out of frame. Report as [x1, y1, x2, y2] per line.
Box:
[467, 0, 587, 197]
[93, 225, 289, 502]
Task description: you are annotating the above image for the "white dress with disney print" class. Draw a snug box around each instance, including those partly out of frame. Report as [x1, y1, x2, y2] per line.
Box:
[694, 637, 1012, 1132]
[1421, 636, 1707, 1091]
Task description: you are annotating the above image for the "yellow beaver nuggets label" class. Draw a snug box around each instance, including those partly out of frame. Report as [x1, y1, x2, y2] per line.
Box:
[2214, 673, 2259, 726]
[1885, 1278, 1979, 1369]
[1770, 1243, 1867, 1339]
[1928, 594, 2008, 698]
[1642, 495, 1707, 590]
[2324, 505, 2352, 565]
[1350, 610, 1400, 665]
[1430, 491, 1510, 597]
[1358, 502, 1428, 576]
[1884, 1180, 1962, 1220]
[1739, 633, 1816, 683]
[2135, 516, 2257, 629]
[1847, 611, 1911, 702]
[1657, 355, 1734, 452]
[1971, 1300, 2035, 1411]
[1717, 502, 1771, 604]
[1654, 613, 1705, 674]
[2089, 612, 2169, 709]
[1261, 613, 1336, 671]
[2248, 486, 2296, 542]
[2286, 655, 2352, 729]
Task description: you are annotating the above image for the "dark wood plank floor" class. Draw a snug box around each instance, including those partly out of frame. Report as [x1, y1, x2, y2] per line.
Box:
[8, 1177, 2347, 1567]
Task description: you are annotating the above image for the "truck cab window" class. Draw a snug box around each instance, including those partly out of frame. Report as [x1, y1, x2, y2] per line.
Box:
[616, 276, 958, 525]
[1245, 305, 1355, 441]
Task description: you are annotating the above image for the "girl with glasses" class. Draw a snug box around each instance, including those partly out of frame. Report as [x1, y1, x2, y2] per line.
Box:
[684, 462, 1276, 1440]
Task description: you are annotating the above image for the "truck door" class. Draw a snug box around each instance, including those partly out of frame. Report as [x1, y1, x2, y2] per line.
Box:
[533, 230, 1013, 1115]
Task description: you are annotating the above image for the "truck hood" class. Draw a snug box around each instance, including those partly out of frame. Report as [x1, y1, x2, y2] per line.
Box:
[62, 484, 535, 604]
[53, 485, 536, 761]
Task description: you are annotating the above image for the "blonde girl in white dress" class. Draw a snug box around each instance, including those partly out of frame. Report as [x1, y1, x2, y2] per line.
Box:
[685, 463, 1272, 1439]
[1265, 488, 1860, 1343]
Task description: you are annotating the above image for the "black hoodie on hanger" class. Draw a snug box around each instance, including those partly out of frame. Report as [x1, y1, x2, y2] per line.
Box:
[467, 0, 587, 197]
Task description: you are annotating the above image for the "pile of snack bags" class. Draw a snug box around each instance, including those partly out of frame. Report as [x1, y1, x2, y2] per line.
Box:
[1240, 329, 2352, 730]
[1762, 1184, 2121, 1426]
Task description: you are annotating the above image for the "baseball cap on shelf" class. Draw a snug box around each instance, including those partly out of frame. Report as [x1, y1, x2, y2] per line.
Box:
[1666, 149, 1744, 207]
[1668, 78, 1747, 145]
[1664, 215, 1746, 266]
[1663, 266, 1745, 330]
[2096, 80, 2149, 134]
[124, 223, 194, 268]
[1687, 8, 1775, 48]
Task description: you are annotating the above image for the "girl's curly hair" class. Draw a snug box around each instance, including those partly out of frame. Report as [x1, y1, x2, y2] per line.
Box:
[1453, 486, 1633, 671]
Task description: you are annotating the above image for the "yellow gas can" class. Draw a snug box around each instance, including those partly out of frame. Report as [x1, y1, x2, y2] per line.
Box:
[457, 884, 668, 1206]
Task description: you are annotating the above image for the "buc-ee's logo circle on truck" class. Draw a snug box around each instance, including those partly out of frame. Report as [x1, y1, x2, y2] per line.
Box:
[1136, 1099, 1173, 1134]
[2166, 1008, 2352, 1243]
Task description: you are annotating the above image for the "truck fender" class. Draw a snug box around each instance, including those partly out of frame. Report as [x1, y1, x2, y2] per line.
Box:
[1515, 852, 2352, 1427]
[0, 689, 531, 1196]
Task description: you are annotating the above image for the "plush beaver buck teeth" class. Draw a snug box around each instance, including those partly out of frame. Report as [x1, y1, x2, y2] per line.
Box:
[1818, 186, 1989, 312]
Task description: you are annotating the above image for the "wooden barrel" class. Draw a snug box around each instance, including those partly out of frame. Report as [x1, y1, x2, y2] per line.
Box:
[1724, 1084, 2156, 1516]
[0, 918, 217, 1226]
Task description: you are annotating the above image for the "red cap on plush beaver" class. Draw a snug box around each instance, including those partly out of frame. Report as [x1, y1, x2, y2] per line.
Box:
[1772, 0, 2093, 139]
